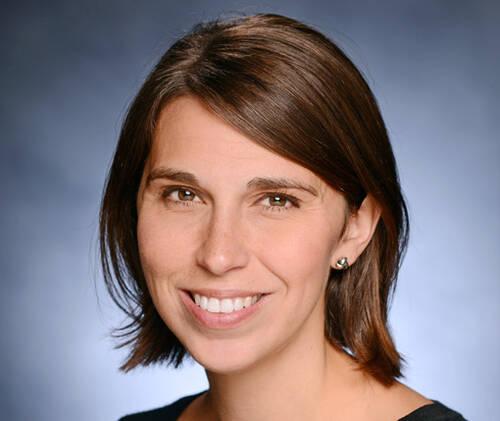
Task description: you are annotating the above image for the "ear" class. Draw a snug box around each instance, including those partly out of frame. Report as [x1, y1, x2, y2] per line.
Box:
[330, 194, 382, 268]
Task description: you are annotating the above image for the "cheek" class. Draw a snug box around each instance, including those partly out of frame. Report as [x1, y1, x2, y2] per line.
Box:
[136, 211, 199, 332]
[255, 214, 342, 297]
[136, 210, 194, 287]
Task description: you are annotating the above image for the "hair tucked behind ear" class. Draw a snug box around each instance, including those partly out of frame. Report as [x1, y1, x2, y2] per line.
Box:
[326, 221, 408, 384]
[100, 12, 409, 386]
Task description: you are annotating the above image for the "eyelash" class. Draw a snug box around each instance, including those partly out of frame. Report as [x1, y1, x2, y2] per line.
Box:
[160, 186, 301, 213]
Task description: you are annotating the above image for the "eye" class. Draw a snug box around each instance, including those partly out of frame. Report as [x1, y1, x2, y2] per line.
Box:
[160, 187, 300, 212]
[161, 187, 202, 207]
[259, 192, 300, 212]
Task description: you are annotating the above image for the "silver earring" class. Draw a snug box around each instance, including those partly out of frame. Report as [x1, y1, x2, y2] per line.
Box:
[335, 257, 349, 270]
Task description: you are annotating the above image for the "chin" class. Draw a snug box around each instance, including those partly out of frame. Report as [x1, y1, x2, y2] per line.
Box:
[186, 335, 268, 375]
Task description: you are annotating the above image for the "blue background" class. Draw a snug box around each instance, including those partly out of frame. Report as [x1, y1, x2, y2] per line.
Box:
[1, 1, 498, 420]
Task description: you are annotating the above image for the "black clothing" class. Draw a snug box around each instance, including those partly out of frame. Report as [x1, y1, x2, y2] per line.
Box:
[119, 392, 204, 421]
[119, 391, 467, 420]
[398, 401, 467, 420]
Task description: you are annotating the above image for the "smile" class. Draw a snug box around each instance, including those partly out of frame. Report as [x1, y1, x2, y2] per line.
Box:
[180, 289, 270, 329]
[193, 293, 263, 313]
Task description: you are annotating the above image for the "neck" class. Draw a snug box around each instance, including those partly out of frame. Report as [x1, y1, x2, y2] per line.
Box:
[200, 304, 371, 421]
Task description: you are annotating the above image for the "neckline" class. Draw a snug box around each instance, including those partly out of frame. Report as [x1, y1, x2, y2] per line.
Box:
[174, 391, 206, 419]
[175, 392, 446, 420]
[398, 400, 448, 420]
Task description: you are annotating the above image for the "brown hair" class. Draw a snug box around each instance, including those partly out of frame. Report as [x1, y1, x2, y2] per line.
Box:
[100, 12, 409, 386]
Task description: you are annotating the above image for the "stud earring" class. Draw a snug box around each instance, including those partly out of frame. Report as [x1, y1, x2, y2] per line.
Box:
[334, 257, 349, 270]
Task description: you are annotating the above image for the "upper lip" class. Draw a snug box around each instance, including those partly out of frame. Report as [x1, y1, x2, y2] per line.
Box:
[183, 288, 270, 299]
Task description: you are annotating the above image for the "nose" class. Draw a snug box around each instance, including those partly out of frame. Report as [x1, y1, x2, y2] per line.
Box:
[195, 208, 250, 276]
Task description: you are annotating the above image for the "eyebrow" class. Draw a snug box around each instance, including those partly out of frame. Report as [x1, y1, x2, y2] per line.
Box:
[147, 167, 319, 196]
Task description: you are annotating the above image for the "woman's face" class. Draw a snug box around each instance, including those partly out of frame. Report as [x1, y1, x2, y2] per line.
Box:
[136, 96, 348, 373]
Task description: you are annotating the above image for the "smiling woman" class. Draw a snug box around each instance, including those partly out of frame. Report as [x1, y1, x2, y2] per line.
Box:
[99, 13, 466, 421]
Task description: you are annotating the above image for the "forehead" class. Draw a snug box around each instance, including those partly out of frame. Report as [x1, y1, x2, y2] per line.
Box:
[150, 96, 325, 192]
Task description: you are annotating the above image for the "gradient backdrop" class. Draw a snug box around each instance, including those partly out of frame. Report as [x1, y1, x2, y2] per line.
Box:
[1, 1, 498, 420]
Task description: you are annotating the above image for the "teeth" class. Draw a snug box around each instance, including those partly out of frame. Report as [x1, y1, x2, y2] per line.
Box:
[234, 297, 243, 311]
[207, 297, 220, 312]
[193, 293, 262, 313]
[244, 296, 252, 307]
[220, 298, 233, 313]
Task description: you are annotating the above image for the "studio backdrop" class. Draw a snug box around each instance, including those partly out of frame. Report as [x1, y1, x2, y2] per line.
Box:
[1, 1, 498, 420]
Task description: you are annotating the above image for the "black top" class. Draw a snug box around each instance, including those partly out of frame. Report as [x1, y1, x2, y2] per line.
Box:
[119, 391, 467, 420]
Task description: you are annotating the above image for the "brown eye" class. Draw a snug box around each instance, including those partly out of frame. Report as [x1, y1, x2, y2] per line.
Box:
[177, 189, 195, 201]
[161, 187, 202, 207]
[269, 195, 287, 206]
[261, 192, 300, 212]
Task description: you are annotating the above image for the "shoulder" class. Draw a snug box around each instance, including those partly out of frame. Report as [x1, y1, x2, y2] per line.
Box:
[118, 392, 204, 421]
[399, 400, 468, 421]
[370, 381, 467, 421]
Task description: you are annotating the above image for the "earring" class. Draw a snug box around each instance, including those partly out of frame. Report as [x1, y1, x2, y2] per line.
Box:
[334, 257, 349, 270]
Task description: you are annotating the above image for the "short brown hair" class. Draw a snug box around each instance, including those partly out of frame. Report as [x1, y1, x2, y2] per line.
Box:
[100, 12, 409, 386]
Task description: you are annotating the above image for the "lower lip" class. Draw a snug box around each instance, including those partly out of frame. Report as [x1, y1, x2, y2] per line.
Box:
[179, 290, 270, 330]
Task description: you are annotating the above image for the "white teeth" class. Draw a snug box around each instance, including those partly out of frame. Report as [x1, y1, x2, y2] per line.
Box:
[193, 293, 262, 313]
[207, 297, 220, 312]
[220, 298, 233, 313]
[234, 297, 244, 311]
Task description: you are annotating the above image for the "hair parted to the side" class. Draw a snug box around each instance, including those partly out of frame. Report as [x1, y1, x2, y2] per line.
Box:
[99, 12, 409, 386]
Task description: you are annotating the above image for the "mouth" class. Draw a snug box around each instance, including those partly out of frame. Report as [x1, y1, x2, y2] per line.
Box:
[185, 290, 267, 314]
[179, 289, 271, 330]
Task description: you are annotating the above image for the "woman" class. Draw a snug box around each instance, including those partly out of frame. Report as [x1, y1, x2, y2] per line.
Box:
[100, 13, 466, 420]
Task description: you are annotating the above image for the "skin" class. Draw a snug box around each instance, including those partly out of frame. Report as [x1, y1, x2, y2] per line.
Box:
[136, 96, 433, 420]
